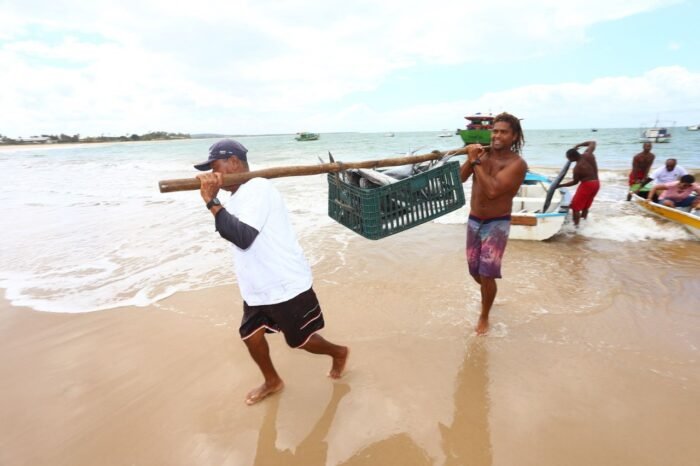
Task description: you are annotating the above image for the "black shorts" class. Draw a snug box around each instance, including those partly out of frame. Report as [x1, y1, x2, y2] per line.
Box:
[240, 287, 325, 348]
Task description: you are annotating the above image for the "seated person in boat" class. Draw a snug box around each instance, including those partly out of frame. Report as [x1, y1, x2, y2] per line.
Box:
[647, 175, 700, 210]
[651, 158, 688, 185]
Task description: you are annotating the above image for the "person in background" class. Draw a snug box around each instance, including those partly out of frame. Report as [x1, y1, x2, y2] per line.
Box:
[555, 141, 600, 227]
[627, 142, 655, 201]
[647, 174, 700, 211]
[459, 112, 527, 335]
[195, 139, 349, 406]
[651, 158, 688, 185]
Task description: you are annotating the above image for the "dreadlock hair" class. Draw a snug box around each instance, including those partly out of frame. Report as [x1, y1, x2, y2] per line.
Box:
[493, 112, 524, 153]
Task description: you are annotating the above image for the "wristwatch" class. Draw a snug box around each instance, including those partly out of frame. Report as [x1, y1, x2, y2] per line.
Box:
[470, 158, 482, 167]
[206, 197, 222, 210]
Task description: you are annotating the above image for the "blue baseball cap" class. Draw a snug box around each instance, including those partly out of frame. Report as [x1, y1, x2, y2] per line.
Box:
[194, 139, 248, 171]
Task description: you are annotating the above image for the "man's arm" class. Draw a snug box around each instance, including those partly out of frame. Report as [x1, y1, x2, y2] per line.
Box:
[472, 157, 527, 200]
[647, 184, 668, 201]
[459, 144, 486, 183]
[650, 166, 661, 182]
[575, 140, 596, 157]
[557, 170, 581, 188]
[459, 161, 474, 183]
[214, 209, 259, 249]
[643, 155, 655, 176]
[557, 180, 577, 188]
[197, 172, 260, 249]
[574, 141, 596, 149]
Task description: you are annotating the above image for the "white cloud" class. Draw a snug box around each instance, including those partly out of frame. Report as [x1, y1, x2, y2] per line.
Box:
[368, 66, 700, 131]
[0, 0, 688, 135]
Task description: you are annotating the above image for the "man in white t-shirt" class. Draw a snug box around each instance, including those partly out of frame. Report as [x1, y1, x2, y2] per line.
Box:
[195, 139, 349, 406]
[651, 158, 688, 184]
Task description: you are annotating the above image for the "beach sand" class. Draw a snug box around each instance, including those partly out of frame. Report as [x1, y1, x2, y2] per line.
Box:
[1, 223, 699, 466]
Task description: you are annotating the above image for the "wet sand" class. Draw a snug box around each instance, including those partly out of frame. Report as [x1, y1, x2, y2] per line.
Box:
[1, 223, 699, 465]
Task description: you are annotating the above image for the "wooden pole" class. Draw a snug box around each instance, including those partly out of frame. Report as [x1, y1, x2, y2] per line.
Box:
[158, 146, 472, 193]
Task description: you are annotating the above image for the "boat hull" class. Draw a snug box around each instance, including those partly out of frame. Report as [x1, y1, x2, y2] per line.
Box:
[631, 194, 700, 238]
[507, 170, 572, 240]
[640, 136, 671, 143]
[295, 132, 320, 141]
[457, 129, 491, 145]
[510, 212, 567, 241]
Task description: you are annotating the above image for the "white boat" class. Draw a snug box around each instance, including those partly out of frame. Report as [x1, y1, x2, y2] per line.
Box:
[631, 194, 700, 238]
[510, 165, 572, 241]
[687, 124, 699, 131]
[640, 122, 672, 143]
[438, 129, 453, 138]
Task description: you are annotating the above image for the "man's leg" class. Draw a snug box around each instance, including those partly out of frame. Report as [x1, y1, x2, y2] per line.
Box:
[476, 276, 497, 335]
[582, 208, 589, 220]
[572, 210, 581, 226]
[301, 334, 349, 379]
[243, 328, 285, 405]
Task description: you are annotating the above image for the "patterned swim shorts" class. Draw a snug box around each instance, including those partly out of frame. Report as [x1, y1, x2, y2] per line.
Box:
[466, 214, 511, 279]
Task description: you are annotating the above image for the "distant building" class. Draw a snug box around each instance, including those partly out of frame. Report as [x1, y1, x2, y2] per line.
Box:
[17, 136, 52, 144]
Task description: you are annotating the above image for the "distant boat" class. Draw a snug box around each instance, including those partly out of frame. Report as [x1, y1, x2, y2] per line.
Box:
[591, 128, 598, 132]
[640, 126, 671, 143]
[457, 113, 494, 145]
[438, 129, 453, 138]
[384, 132, 395, 137]
[295, 132, 320, 141]
[687, 124, 699, 131]
[640, 120, 673, 143]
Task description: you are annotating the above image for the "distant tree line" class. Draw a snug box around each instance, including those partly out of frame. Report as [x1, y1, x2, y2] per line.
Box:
[0, 131, 191, 145]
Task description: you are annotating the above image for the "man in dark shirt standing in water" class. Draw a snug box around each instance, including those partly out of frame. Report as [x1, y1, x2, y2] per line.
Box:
[459, 112, 527, 335]
[556, 141, 600, 226]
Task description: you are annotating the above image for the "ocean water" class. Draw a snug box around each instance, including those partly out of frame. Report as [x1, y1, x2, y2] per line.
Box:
[0, 128, 699, 313]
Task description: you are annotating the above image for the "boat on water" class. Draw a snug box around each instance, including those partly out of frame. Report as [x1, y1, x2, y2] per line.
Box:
[457, 113, 494, 145]
[295, 132, 320, 141]
[640, 120, 672, 143]
[509, 164, 572, 241]
[687, 124, 699, 131]
[438, 129, 453, 138]
[631, 193, 700, 238]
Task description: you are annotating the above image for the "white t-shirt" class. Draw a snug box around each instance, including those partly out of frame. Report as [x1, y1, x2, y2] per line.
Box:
[224, 177, 312, 306]
[651, 165, 688, 184]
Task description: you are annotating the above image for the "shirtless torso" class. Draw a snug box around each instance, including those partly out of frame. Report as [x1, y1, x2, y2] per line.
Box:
[468, 150, 527, 217]
[631, 151, 655, 179]
[571, 144, 598, 183]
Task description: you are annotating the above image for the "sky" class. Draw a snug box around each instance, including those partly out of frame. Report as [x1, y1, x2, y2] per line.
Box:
[1, 0, 699, 137]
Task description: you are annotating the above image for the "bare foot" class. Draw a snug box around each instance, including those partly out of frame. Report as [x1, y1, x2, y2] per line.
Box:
[245, 380, 284, 406]
[475, 317, 489, 336]
[328, 346, 349, 379]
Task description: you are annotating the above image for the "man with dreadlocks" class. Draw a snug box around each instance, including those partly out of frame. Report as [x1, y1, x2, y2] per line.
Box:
[459, 112, 527, 335]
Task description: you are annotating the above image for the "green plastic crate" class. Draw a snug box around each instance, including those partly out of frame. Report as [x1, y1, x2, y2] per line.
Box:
[327, 161, 465, 240]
